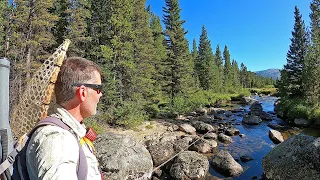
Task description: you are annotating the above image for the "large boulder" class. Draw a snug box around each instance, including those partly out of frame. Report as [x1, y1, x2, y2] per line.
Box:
[249, 101, 263, 116]
[211, 150, 243, 177]
[191, 121, 215, 133]
[146, 135, 177, 167]
[95, 132, 153, 180]
[262, 134, 320, 180]
[242, 115, 262, 125]
[178, 123, 196, 135]
[189, 139, 218, 153]
[268, 129, 284, 144]
[170, 151, 209, 179]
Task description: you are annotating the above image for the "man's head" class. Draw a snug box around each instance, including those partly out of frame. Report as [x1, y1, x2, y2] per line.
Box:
[55, 57, 102, 118]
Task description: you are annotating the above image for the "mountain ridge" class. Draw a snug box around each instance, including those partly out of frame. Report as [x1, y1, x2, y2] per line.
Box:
[255, 68, 280, 80]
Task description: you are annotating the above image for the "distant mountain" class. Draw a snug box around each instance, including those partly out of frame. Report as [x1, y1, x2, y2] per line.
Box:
[255, 69, 281, 80]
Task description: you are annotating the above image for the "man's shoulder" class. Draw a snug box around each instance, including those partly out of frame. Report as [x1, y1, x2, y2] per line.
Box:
[30, 124, 77, 144]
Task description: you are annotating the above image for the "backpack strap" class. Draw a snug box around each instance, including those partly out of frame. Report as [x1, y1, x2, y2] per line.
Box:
[37, 117, 88, 180]
[0, 117, 88, 180]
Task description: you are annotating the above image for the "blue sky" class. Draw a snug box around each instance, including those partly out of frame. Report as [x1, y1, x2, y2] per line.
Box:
[146, 0, 312, 72]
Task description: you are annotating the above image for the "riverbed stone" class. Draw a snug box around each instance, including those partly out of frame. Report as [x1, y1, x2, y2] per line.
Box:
[170, 151, 209, 179]
[204, 132, 218, 140]
[225, 111, 233, 117]
[240, 155, 254, 162]
[95, 132, 153, 180]
[191, 121, 215, 133]
[249, 101, 263, 116]
[218, 133, 233, 143]
[260, 111, 273, 121]
[268, 129, 284, 144]
[262, 134, 320, 180]
[178, 123, 196, 135]
[294, 118, 311, 127]
[242, 115, 262, 125]
[196, 108, 208, 115]
[146, 136, 176, 167]
[225, 128, 240, 136]
[211, 150, 243, 177]
[189, 139, 218, 153]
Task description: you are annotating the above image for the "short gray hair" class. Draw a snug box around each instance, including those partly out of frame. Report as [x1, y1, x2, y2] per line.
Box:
[55, 57, 101, 104]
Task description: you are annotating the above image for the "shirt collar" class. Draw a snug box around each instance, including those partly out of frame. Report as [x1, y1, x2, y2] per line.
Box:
[52, 106, 86, 138]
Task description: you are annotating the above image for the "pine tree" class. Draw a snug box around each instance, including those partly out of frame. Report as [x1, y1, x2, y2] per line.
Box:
[132, 0, 155, 102]
[8, 0, 58, 79]
[303, 0, 320, 105]
[100, 0, 135, 104]
[231, 59, 241, 91]
[215, 44, 224, 92]
[52, 0, 91, 56]
[223, 45, 233, 92]
[191, 39, 200, 86]
[198, 26, 217, 90]
[150, 12, 167, 99]
[280, 6, 308, 98]
[86, 0, 109, 62]
[163, 0, 194, 102]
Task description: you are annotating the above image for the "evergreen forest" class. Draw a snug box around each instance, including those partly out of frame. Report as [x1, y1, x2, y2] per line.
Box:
[276, 0, 320, 124]
[1, 0, 275, 127]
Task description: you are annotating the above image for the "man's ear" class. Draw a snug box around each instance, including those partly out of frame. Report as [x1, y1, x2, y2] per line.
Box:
[76, 86, 87, 102]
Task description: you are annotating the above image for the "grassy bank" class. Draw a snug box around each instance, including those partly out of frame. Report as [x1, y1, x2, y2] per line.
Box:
[86, 89, 251, 132]
[277, 97, 320, 125]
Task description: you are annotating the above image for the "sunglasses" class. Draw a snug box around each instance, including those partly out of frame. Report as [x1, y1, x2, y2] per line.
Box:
[73, 83, 102, 94]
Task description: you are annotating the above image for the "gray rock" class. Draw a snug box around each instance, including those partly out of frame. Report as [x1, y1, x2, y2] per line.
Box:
[240, 155, 254, 162]
[225, 111, 233, 117]
[218, 133, 233, 143]
[95, 132, 153, 180]
[211, 150, 243, 177]
[204, 132, 218, 140]
[262, 134, 320, 180]
[146, 137, 176, 167]
[225, 128, 240, 136]
[269, 129, 284, 144]
[170, 151, 209, 179]
[196, 108, 208, 115]
[294, 118, 311, 127]
[242, 115, 262, 125]
[178, 123, 196, 135]
[191, 121, 215, 133]
[260, 111, 273, 121]
[189, 139, 218, 153]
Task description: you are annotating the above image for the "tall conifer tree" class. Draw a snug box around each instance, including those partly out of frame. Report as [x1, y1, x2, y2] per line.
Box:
[132, 0, 156, 102]
[198, 26, 217, 90]
[223, 45, 233, 92]
[303, 0, 320, 105]
[150, 12, 167, 99]
[163, 0, 194, 102]
[279, 6, 308, 98]
[215, 45, 224, 92]
[8, 0, 57, 78]
[231, 59, 241, 91]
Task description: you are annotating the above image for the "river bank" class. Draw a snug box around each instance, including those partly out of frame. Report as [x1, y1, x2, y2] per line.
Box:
[95, 95, 319, 179]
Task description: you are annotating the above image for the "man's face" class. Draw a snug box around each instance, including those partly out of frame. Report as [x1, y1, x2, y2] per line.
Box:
[81, 70, 102, 118]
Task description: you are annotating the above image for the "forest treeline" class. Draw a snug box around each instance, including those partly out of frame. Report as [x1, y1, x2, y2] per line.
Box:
[0, 0, 273, 127]
[276, 0, 320, 124]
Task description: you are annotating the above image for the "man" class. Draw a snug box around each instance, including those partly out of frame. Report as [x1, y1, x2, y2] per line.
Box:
[26, 57, 103, 180]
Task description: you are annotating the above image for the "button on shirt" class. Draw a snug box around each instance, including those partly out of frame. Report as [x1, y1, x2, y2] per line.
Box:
[26, 107, 101, 180]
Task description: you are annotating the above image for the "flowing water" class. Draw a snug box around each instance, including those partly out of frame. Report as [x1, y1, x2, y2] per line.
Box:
[209, 95, 319, 180]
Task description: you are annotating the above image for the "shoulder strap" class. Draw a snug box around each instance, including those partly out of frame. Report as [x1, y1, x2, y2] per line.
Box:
[0, 117, 88, 180]
[36, 117, 88, 180]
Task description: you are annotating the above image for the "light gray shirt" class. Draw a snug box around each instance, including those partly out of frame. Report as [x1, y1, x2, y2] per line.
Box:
[26, 107, 101, 180]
